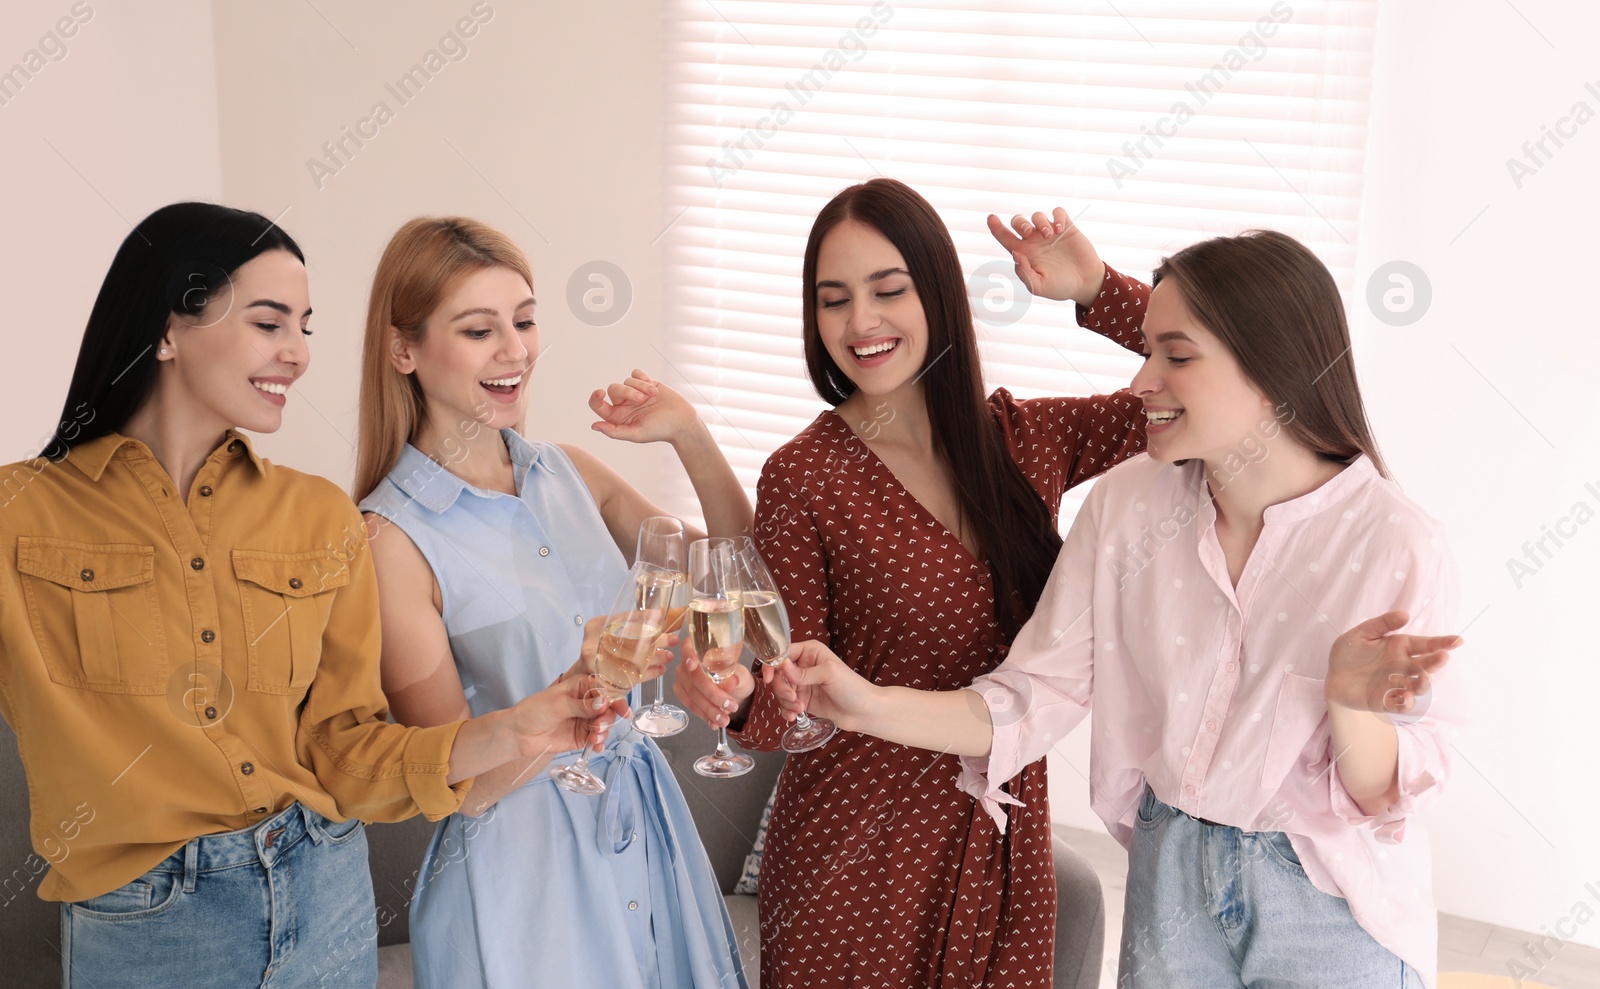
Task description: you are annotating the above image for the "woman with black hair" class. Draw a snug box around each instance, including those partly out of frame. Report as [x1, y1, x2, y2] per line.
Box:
[674, 180, 1148, 988]
[0, 202, 622, 988]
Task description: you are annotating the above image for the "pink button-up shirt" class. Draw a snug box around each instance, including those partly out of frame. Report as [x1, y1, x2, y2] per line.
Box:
[959, 452, 1461, 987]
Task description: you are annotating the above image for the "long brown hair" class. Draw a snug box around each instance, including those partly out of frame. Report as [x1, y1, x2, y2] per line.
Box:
[801, 178, 1061, 640]
[354, 217, 534, 502]
[1152, 230, 1388, 477]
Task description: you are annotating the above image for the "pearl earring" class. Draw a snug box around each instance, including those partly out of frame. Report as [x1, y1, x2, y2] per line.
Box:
[160, 348, 168, 355]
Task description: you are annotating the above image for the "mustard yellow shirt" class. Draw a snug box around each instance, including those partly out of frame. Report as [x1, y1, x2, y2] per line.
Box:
[0, 430, 470, 902]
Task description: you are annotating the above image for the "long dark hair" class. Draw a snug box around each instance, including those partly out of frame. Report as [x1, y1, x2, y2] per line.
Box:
[44, 202, 305, 459]
[801, 178, 1061, 640]
[1152, 230, 1388, 477]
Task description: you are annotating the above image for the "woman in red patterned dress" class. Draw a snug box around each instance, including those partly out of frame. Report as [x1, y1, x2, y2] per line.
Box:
[676, 179, 1149, 987]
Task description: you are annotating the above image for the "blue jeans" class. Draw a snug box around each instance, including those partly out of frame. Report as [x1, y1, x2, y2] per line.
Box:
[61, 803, 378, 989]
[1118, 785, 1420, 989]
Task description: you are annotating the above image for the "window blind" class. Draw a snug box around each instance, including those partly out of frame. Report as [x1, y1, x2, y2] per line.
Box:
[660, 0, 1380, 523]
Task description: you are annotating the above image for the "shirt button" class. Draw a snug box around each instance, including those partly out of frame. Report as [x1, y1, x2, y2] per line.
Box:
[253, 807, 268, 814]
[1184, 784, 1196, 795]
[288, 577, 303, 590]
[204, 706, 218, 720]
[240, 762, 254, 775]
[199, 485, 213, 497]
[201, 630, 216, 644]
[229, 440, 243, 453]
[574, 615, 583, 626]
[190, 557, 205, 571]
[539, 547, 550, 557]
[1206, 721, 1216, 731]
[628, 901, 638, 911]
[79, 568, 94, 582]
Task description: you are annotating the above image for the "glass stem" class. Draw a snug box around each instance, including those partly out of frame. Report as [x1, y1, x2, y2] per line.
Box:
[774, 654, 814, 728]
[711, 672, 736, 756]
[650, 674, 666, 709]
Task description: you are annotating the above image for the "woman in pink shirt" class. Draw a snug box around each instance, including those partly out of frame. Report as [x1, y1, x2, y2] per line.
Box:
[772, 226, 1464, 988]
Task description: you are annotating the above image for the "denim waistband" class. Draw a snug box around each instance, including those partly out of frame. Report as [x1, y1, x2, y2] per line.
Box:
[146, 804, 329, 878]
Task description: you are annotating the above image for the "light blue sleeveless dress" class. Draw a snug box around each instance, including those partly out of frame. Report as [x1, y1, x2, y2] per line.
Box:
[360, 430, 747, 989]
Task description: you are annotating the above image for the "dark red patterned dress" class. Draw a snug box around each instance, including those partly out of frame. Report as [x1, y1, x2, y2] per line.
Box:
[733, 267, 1150, 988]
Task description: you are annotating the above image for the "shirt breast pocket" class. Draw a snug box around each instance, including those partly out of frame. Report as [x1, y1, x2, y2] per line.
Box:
[233, 549, 351, 694]
[1260, 672, 1329, 791]
[16, 537, 168, 694]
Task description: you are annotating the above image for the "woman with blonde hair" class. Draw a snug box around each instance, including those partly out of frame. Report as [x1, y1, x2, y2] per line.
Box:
[354, 216, 752, 989]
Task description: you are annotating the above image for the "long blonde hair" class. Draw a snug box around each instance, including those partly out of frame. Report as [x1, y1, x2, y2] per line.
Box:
[354, 216, 534, 502]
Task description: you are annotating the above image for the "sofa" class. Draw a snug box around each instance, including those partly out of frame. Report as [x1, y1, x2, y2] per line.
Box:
[1, 704, 1105, 988]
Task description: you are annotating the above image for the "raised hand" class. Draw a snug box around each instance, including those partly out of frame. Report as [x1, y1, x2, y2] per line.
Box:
[1325, 611, 1461, 718]
[589, 369, 703, 446]
[985, 207, 1106, 306]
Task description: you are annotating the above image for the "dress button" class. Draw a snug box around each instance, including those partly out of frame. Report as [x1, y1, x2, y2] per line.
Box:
[539, 546, 550, 557]
[204, 706, 218, 720]
[191, 557, 205, 571]
[201, 630, 216, 644]
[288, 577, 303, 590]
[79, 569, 94, 582]
[199, 485, 213, 497]
[628, 901, 638, 911]
[240, 762, 254, 775]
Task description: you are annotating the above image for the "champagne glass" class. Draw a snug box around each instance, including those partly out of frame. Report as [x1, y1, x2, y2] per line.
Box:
[549, 564, 673, 795]
[631, 517, 691, 737]
[735, 536, 838, 753]
[689, 537, 755, 778]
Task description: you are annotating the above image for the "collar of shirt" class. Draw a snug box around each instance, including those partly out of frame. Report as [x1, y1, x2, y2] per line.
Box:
[393, 428, 555, 514]
[1192, 453, 1377, 533]
[67, 428, 266, 482]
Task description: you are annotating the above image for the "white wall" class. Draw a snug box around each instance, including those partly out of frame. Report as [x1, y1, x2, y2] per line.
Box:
[208, 0, 670, 493]
[1354, 0, 1600, 951]
[0, 0, 223, 462]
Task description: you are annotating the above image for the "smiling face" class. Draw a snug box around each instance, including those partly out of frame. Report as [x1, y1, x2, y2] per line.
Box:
[813, 219, 931, 402]
[1130, 279, 1279, 464]
[159, 249, 311, 435]
[392, 265, 538, 437]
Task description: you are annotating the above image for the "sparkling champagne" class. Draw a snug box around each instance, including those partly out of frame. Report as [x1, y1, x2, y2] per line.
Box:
[690, 597, 744, 677]
[741, 590, 790, 665]
[595, 615, 664, 698]
[657, 573, 690, 637]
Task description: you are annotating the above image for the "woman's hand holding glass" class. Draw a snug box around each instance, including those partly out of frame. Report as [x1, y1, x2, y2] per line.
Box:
[674, 640, 756, 731]
[505, 674, 631, 761]
[688, 536, 755, 778]
[764, 639, 879, 735]
[733, 536, 837, 752]
[550, 563, 679, 795]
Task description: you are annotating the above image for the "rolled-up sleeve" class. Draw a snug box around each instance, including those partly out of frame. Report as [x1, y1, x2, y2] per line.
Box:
[1327, 532, 1464, 843]
[958, 485, 1103, 830]
[296, 509, 472, 822]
